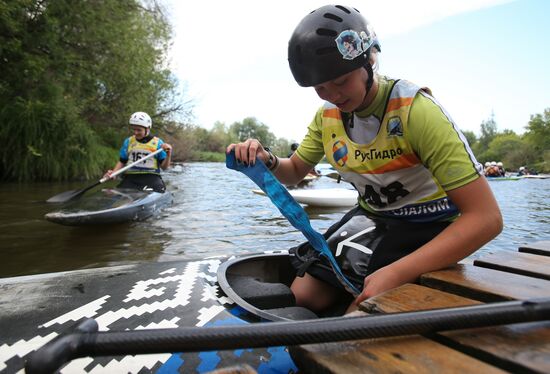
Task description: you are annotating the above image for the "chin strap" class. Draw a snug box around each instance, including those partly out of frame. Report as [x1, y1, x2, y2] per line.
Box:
[364, 62, 374, 96]
[345, 60, 375, 129]
[226, 150, 360, 296]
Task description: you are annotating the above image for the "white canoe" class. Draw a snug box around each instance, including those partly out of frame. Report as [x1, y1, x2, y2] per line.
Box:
[253, 188, 358, 207]
[520, 174, 550, 179]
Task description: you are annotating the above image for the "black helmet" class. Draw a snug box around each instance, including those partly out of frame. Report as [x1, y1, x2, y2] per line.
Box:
[288, 5, 381, 87]
[290, 142, 299, 151]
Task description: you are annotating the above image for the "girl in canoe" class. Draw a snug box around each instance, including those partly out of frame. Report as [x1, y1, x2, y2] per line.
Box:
[104, 111, 172, 192]
[227, 4, 502, 313]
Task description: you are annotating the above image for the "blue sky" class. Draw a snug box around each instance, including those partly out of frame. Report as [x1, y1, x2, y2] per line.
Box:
[168, 0, 549, 141]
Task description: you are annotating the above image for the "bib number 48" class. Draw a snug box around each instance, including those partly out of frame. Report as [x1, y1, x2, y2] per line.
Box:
[361, 181, 409, 208]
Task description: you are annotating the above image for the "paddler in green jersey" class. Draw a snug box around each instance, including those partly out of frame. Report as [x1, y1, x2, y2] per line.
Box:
[227, 4, 502, 314]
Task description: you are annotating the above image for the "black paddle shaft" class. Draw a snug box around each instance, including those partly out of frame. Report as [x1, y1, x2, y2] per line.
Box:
[25, 298, 550, 374]
[46, 181, 101, 203]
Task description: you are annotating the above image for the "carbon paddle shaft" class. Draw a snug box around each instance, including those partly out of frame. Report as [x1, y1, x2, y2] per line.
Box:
[26, 298, 550, 374]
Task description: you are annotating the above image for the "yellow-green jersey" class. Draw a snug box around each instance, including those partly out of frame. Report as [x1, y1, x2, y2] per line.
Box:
[119, 135, 166, 175]
[296, 75, 483, 223]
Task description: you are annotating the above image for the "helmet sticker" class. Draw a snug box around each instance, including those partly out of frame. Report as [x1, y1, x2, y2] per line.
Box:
[335, 29, 374, 60]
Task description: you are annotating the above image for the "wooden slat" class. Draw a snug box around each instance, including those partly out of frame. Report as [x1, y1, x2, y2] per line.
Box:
[474, 251, 550, 280]
[519, 240, 550, 257]
[361, 284, 550, 374]
[359, 283, 482, 313]
[420, 264, 550, 302]
[290, 285, 504, 373]
[290, 333, 506, 374]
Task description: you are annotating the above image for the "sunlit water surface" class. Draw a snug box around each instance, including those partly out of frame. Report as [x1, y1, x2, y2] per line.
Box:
[0, 163, 548, 277]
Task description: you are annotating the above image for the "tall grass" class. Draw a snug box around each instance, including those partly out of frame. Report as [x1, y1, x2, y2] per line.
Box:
[0, 96, 116, 181]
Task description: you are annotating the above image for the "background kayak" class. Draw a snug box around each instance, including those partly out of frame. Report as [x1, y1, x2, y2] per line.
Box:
[253, 188, 358, 207]
[45, 188, 172, 226]
[485, 176, 521, 181]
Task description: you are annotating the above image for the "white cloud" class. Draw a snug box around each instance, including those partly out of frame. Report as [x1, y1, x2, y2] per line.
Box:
[164, 0, 515, 140]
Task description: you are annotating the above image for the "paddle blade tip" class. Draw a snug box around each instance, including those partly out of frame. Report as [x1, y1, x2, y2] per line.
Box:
[46, 190, 80, 203]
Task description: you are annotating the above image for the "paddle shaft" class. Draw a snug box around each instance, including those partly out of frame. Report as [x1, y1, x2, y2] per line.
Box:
[101, 148, 163, 183]
[46, 149, 164, 203]
[25, 298, 550, 374]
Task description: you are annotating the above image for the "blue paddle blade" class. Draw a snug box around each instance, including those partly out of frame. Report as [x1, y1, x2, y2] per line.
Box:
[226, 151, 360, 296]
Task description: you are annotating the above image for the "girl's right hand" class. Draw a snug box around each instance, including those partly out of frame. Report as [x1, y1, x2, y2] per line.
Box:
[103, 170, 114, 179]
[226, 139, 269, 165]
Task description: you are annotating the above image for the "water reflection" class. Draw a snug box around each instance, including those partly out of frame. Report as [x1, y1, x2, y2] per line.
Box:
[0, 181, 169, 276]
[0, 163, 548, 277]
[479, 178, 550, 257]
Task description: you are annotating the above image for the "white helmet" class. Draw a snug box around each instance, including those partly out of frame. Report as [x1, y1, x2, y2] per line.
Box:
[519, 166, 525, 171]
[491, 161, 497, 166]
[129, 112, 152, 128]
[484, 162, 490, 167]
[497, 162, 503, 167]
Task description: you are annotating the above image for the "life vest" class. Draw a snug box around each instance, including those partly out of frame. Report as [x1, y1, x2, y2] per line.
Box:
[485, 166, 500, 177]
[321, 80, 459, 223]
[125, 136, 161, 175]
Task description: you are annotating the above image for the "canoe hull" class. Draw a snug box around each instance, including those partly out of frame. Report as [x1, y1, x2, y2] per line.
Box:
[45, 188, 172, 226]
[0, 255, 298, 373]
[485, 176, 521, 181]
[253, 188, 358, 207]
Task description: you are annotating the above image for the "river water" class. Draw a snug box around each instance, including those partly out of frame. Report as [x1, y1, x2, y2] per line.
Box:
[0, 162, 548, 278]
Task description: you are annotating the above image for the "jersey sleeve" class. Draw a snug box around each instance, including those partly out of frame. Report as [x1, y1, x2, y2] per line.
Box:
[407, 93, 483, 191]
[295, 107, 326, 166]
[119, 138, 130, 163]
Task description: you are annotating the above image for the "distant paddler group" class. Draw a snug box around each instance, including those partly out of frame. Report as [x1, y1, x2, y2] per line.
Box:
[483, 161, 505, 177]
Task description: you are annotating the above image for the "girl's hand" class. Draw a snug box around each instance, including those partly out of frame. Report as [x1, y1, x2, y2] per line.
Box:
[354, 266, 404, 306]
[226, 139, 269, 165]
[103, 170, 114, 179]
[161, 143, 172, 155]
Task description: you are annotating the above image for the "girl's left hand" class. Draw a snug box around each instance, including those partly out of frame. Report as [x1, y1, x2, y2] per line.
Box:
[354, 266, 404, 306]
[162, 144, 172, 154]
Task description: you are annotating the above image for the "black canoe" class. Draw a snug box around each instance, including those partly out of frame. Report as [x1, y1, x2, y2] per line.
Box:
[45, 188, 173, 226]
[0, 253, 299, 373]
[1, 252, 346, 372]
[217, 252, 352, 321]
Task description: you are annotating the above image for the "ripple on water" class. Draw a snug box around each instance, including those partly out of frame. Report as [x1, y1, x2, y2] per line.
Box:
[0, 163, 548, 276]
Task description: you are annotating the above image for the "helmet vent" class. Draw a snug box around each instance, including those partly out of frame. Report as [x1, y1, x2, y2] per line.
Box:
[323, 13, 343, 22]
[316, 46, 338, 56]
[316, 28, 337, 37]
[335, 5, 351, 14]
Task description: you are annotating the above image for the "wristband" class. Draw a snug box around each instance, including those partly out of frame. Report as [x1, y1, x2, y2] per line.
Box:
[225, 150, 360, 296]
[264, 147, 278, 170]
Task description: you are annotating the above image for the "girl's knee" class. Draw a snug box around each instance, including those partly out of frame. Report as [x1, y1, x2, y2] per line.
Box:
[290, 273, 337, 312]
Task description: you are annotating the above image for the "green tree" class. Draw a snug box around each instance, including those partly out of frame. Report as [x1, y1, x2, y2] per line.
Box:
[0, 0, 187, 181]
[205, 121, 231, 153]
[473, 112, 499, 162]
[484, 132, 535, 170]
[524, 108, 550, 153]
[461, 130, 477, 149]
[229, 117, 276, 146]
[158, 121, 197, 162]
[272, 138, 293, 157]
[523, 108, 550, 172]
[478, 111, 498, 150]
